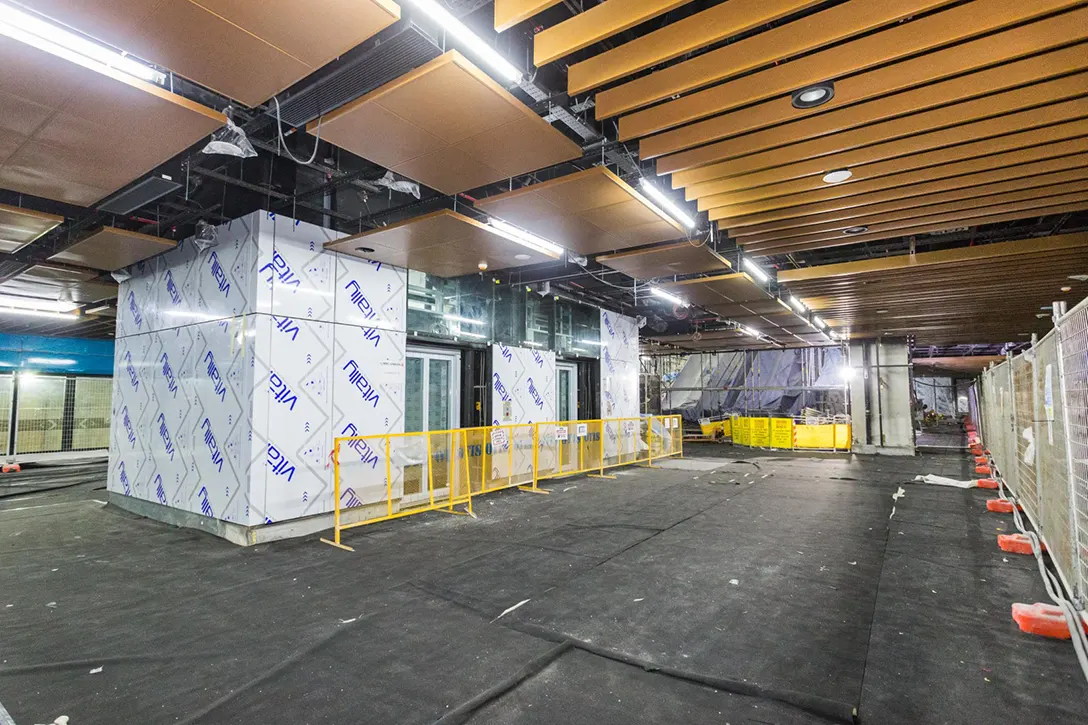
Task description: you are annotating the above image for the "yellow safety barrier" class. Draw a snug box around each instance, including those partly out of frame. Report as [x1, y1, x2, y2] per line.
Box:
[728, 416, 851, 452]
[322, 415, 683, 550]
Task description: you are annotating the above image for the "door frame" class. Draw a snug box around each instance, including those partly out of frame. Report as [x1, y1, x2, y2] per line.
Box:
[406, 345, 462, 432]
[556, 361, 578, 423]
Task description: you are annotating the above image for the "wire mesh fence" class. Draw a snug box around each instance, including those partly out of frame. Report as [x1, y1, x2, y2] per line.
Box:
[0, 373, 112, 458]
[980, 303, 1088, 606]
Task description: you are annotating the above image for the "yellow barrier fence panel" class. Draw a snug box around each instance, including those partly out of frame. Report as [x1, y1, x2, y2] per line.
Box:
[735, 416, 751, 446]
[749, 417, 770, 448]
[770, 418, 793, 449]
[833, 424, 852, 451]
[722, 417, 731, 439]
[794, 424, 836, 449]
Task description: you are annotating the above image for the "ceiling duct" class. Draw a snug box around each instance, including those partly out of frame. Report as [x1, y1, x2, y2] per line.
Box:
[274, 26, 443, 128]
[97, 174, 182, 215]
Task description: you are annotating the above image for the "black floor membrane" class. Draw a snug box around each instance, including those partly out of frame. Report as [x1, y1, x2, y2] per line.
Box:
[0, 451, 1083, 724]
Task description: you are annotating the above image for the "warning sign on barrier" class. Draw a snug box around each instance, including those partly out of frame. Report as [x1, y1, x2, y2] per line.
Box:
[623, 420, 636, 435]
[555, 426, 568, 441]
[576, 423, 588, 437]
[490, 428, 508, 448]
[770, 418, 794, 449]
[749, 418, 770, 447]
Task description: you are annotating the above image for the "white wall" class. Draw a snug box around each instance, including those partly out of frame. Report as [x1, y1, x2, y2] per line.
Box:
[108, 211, 408, 526]
[600, 310, 640, 460]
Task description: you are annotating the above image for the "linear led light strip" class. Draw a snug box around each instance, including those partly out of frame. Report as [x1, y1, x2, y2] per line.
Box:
[0, 1, 164, 84]
[639, 179, 696, 229]
[0, 306, 79, 320]
[488, 219, 565, 258]
[403, 0, 522, 84]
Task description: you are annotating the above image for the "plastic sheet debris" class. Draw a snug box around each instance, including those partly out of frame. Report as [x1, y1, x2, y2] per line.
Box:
[491, 599, 530, 623]
[911, 474, 978, 489]
[202, 116, 257, 158]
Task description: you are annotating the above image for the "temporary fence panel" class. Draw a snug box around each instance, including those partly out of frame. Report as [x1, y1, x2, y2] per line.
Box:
[770, 418, 793, 449]
[1035, 331, 1076, 595]
[1059, 301, 1088, 602]
[1011, 353, 1040, 524]
[749, 418, 771, 448]
[0, 375, 12, 456]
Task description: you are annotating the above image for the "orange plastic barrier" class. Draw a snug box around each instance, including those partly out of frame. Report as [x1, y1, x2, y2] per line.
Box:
[1012, 603, 1088, 639]
[998, 533, 1044, 555]
[976, 478, 1000, 489]
[975, 464, 992, 475]
[986, 498, 1022, 513]
[974, 455, 989, 464]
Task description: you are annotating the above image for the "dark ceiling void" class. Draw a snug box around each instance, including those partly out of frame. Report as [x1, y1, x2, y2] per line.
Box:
[0, 0, 1083, 354]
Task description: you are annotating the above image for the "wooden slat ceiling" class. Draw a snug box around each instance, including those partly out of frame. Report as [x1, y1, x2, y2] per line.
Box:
[596, 241, 732, 280]
[0, 203, 64, 253]
[494, 0, 565, 32]
[26, 0, 402, 107]
[311, 51, 580, 196]
[0, 34, 225, 206]
[475, 166, 687, 255]
[533, 0, 695, 66]
[49, 227, 177, 271]
[777, 233, 1088, 345]
[324, 209, 561, 277]
[914, 356, 1006, 375]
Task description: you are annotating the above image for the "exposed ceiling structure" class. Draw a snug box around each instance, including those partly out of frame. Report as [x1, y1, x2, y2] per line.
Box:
[0, 0, 1082, 359]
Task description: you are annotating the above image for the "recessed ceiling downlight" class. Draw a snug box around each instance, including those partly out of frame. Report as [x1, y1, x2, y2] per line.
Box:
[355, 246, 375, 253]
[791, 82, 835, 109]
[823, 169, 853, 184]
[514, 253, 532, 260]
[842, 225, 869, 235]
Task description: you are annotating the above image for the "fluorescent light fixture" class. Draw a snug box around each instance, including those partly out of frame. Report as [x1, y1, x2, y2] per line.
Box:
[742, 258, 770, 283]
[822, 169, 853, 184]
[403, 0, 522, 83]
[739, 325, 761, 338]
[522, 340, 544, 348]
[0, 307, 79, 320]
[27, 357, 76, 365]
[0, 294, 77, 313]
[577, 340, 606, 346]
[777, 298, 792, 311]
[0, 2, 165, 83]
[812, 315, 828, 330]
[458, 330, 487, 339]
[85, 304, 111, 314]
[489, 219, 565, 258]
[639, 179, 696, 229]
[650, 287, 688, 307]
[788, 296, 806, 313]
[444, 314, 484, 326]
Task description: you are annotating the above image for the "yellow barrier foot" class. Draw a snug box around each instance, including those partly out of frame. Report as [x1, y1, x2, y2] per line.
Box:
[639, 464, 663, 469]
[439, 507, 473, 516]
[320, 538, 355, 552]
[518, 485, 551, 495]
[587, 474, 617, 479]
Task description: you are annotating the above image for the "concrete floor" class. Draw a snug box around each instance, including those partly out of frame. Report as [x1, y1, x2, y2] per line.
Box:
[0, 450, 1083, 724]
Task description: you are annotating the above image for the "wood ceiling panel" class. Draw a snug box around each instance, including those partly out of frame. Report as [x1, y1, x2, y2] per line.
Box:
[598, 0, 955, 120]
[494, 0, 565, 31]
[740, 179, 1088, 245]
[705, 140, 1088, 220]
[567, 0, 821, 95]
[671, 73, 1088, 188]
[0, 204, 64, 253]
[775, 233, 1088, 344]
[682, 97, 1088, 197]
[475, 167, 686, 255]
[596, 241, 732, 280]
[717, 156, 1088, 229]
[690, 119, 1088, 206]
[746, 196, 1088, 255]
[49, 227, 177, 271]
[0, 264, 117, 304]
[660, 272, 772, 306]
[311, 52, 579, 195]
[646, 27, 1088, 165]
[0, 35, 225, 206]
[27, 0, 401, 107]
[324, 210, 559, 277]
[617, 0, 1080, 140]
[533, 0, 695, 66]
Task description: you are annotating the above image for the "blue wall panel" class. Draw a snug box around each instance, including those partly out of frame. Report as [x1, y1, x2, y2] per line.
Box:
[0, 334, 114, 375]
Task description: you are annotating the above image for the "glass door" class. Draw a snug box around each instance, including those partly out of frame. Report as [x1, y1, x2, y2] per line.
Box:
[556, 363, 578, 470]
[403, 348, 460, 504]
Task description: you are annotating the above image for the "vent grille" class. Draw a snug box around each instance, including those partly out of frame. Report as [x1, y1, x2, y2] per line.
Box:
[97, 175, 181, 215]
[277, 27, 442, 128]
